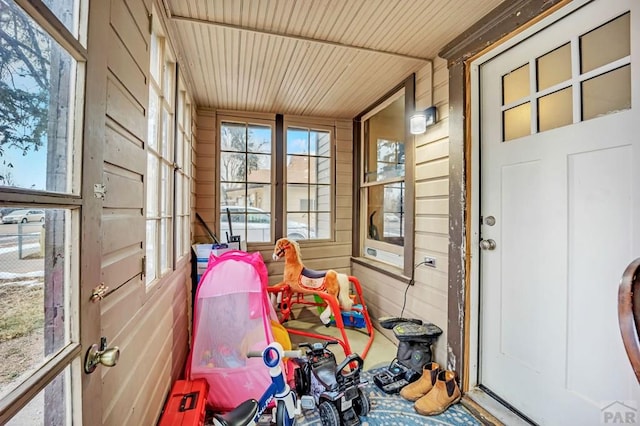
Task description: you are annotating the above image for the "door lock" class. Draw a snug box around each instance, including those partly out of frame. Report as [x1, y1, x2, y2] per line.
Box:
[479, 239, 497, 250]
[84, 337, 120, 374]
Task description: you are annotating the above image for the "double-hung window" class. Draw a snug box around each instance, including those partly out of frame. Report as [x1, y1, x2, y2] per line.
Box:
[359, 87, 411, 271]
[146, 14, 176, 284]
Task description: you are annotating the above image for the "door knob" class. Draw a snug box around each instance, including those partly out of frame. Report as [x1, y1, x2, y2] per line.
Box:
[84, 336, 120, 374]
[479, 239, 496, 250]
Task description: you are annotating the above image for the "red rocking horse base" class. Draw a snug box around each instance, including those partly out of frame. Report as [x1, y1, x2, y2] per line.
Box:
[267, 275, 375, 360]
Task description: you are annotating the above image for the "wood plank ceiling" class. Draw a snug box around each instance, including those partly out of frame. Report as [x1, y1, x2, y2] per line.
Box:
[165, 0, 504, 118]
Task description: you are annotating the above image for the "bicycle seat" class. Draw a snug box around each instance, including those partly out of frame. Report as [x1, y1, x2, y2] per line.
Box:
[211, 399, 258, 426]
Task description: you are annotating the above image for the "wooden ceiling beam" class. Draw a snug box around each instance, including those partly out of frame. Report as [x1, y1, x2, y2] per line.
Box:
[171, 14, 432, 63]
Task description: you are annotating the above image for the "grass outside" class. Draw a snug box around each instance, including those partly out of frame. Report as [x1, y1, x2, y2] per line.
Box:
[0, 280, 44, 386]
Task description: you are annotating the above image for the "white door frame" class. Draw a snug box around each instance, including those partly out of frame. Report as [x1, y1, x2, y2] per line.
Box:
[466, 0, 593, 401]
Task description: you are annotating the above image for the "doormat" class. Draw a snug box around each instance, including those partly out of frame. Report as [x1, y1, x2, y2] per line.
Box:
[296, 367, 481, 426]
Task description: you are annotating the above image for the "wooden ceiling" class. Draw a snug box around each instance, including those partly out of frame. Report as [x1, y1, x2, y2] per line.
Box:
[165, 0, 504, 118]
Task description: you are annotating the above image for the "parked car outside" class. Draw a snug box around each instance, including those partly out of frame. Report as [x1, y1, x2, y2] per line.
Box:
[1, 209, 45, 224]
[219, 206, 315, 242]
[0, 208, 19, 219]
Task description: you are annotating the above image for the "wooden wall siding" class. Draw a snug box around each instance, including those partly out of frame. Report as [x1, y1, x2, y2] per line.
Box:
[166, 0, 505, 117]
[98, 0, 192, 424]
[101, 261, 190, 425]
[349, 58, 450, 365]
[194, 110, 217, 242]
[195, 113, 353, 285]
[350, 263, 406, 344]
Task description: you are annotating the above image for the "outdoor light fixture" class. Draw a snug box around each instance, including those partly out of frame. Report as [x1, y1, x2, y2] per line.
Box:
[410, 106, 437, 134]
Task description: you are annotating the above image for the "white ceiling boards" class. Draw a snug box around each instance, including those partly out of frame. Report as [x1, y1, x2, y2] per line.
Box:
[166, 0, 504, 117]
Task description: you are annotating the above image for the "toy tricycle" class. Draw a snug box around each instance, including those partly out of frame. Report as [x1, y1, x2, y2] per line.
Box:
[294, 341, 370, 426]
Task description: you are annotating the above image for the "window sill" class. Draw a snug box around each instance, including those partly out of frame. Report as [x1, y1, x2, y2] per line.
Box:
[350, 256, 411, 284]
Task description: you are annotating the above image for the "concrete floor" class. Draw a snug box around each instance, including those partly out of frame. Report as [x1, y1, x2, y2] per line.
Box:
[283, 303, 397, 370]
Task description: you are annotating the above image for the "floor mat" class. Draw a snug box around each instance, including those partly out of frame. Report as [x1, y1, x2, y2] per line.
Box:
[295, 367, 481, 426]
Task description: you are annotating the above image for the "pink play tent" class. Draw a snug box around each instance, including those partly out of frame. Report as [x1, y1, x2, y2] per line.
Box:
[186, 250, 276, 412]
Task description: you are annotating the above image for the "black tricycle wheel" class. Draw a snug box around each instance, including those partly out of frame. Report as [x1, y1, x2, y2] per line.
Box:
[353, 388, 370, 416]
[318, 400, 340, 426]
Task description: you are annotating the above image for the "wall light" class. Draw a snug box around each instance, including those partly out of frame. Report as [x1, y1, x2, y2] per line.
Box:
[410, 106, 437, 134]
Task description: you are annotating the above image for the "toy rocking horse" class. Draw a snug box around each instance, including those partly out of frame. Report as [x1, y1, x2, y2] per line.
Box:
[271, 238, 353, 325]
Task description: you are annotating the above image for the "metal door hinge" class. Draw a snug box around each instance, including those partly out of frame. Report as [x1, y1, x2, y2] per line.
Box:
[141, 256, 146, 277]
[94, 184, 106, 200]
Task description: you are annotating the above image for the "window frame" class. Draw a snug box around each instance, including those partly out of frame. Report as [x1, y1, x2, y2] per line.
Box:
[145, 12, 176, 286]
[217, 114, 276, 245]
[0, 0, 89, 423]
[174, 76, 193, 262]
[354, 75, 416, 277]
[216, 114, 338, 246]
[283, 120, 336, 242]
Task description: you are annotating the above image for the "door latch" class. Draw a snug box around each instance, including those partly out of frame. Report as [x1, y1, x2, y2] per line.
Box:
[90, 283, 109, 302]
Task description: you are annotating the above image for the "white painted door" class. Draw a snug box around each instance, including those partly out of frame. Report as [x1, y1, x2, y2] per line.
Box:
[479, 1, 639, 424]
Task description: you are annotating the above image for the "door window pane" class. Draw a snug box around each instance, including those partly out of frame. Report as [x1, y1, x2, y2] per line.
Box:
[502, 64, 529, 105]
[537, 44, 571, 91]
[0, 208, 72, 398]
[580, 13, 630, 74]
[5, 365, 71, 425]
[0, 4, 80, 194]
[582, 65, 631, 121]
[538, 87, 573, 132]
[503, 103, 531, 141]
[42, 0, 81, 39]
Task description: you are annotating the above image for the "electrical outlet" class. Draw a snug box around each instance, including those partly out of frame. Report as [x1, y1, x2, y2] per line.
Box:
[423, 256, 436, 267]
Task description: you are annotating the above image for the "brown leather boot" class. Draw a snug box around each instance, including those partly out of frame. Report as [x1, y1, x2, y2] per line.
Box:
[414, 370, 461, 416]
[399, 362, 440, 401]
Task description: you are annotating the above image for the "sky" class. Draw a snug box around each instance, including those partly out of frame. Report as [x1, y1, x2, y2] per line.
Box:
[0, 147, 47, 190]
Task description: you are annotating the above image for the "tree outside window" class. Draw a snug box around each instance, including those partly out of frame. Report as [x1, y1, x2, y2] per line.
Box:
[286, 127, 332, 240]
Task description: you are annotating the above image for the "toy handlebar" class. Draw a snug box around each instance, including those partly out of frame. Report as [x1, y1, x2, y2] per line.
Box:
[246, 349, 304, 358]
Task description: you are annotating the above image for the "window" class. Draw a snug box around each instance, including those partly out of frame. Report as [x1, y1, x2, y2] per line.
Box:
[146, 14, 176, 284]
[217, 118, 335, 243]
[175, 80, 193, 259]
[358, 81, 414, 273]
[0, 0, 86, 423]
[501, 12, 630, 141]
[286, 126, 333, 240]
[219, 120, 273, 243]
